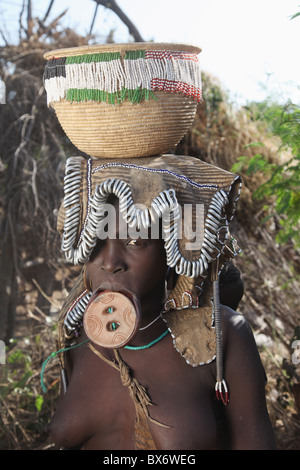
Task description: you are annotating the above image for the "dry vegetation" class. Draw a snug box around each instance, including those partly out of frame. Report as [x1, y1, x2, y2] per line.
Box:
[0, 17, 299, 450]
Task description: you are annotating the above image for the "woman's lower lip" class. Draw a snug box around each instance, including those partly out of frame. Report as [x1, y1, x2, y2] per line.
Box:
[92, 285, 138, 307]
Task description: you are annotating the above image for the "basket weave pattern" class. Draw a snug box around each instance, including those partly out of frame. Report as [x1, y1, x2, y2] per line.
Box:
[52, 93, 197, 158]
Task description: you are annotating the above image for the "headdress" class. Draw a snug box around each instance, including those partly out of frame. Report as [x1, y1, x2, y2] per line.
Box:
[43, 43, 242, 408]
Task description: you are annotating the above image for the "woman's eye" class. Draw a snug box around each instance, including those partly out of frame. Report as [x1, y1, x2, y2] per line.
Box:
[126, 238, 145, 247]
[127, 239, 139, 246]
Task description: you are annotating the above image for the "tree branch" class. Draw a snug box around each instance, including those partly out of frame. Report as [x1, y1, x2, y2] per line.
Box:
[89, 3, 99, 36]
[26, 0, 33, 39]
[92, 0, 144, 42]
[0, 28, 9, 46]
[43, 0, 56, 23]
[19, 0, 26, 43]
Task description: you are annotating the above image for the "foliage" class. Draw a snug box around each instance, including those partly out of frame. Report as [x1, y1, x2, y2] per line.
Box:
[232, 9, 300, 249]
[232, 99, 300, 248]
[0, 331, 59, 449]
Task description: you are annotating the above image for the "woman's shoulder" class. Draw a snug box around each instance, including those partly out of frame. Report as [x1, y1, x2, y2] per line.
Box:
[220, 305, 267, 385]
[220, 305, 254, 343]
[220, 305, 265, 372]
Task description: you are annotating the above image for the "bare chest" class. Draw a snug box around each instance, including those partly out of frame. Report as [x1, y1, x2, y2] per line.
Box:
[49, 341, 220, 450]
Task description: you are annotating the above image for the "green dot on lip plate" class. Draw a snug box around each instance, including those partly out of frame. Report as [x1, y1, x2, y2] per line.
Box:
[110, 321, 119, 331]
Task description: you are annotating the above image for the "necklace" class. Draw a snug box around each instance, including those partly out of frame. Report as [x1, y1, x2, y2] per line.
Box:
[139, 314, 161, 331]
[124, 329, 169, 350]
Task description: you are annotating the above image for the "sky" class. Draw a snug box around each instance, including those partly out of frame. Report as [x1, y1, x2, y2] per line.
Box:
[0, 0, 299, 105]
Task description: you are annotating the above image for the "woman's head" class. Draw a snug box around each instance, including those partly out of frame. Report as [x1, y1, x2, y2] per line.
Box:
[85, 195, 168, 313]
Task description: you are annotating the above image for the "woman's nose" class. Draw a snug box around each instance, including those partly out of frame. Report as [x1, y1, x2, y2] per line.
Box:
[99, 240, 127, 274]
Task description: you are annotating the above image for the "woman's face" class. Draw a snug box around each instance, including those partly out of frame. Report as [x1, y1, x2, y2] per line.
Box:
[85, 204, 168, 313]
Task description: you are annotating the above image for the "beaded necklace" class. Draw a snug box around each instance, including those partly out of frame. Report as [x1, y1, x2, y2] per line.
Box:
[41, 329, 169, 392]
[124, 330, 169, 350]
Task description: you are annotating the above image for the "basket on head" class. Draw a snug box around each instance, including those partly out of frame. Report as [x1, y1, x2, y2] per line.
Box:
[43, 42, 202, 159]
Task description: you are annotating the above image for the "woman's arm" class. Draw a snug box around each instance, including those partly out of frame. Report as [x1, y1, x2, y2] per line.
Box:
[221, 308, 277, 450]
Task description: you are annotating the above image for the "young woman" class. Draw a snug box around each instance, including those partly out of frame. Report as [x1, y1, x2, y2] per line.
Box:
[47, 155, 276, 450]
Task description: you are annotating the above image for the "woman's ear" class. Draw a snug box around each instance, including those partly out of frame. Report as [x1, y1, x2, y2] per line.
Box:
[166, 267, 178, 291]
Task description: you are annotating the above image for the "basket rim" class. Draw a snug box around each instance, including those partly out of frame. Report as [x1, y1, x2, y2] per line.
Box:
[43, 42, 202, 60]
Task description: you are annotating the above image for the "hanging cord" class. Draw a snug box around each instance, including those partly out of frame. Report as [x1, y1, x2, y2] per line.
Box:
[89, 343, 169, 428]
[139, 314, 161, 331]
[40, 339, 90, 393]
[212, 258, 229, 405]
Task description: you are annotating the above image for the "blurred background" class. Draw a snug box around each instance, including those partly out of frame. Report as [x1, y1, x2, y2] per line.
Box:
[0, 0, 299, 450]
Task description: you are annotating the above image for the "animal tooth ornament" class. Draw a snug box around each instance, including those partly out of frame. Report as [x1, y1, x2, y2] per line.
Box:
[42, 43, 242, 419]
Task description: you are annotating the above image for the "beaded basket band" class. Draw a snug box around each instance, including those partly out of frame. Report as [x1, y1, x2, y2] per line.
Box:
[44, 43, 202, 106]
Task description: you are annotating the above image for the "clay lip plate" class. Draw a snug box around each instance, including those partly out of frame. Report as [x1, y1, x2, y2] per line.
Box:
[89, 285, 140, 313]
[83, 288, 141, 349]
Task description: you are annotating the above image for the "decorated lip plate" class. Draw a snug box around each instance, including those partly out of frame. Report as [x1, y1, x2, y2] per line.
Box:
[83, 290, 140, 348]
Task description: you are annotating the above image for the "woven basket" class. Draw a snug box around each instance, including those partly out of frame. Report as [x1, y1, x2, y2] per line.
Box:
[44, 43, 202, 159]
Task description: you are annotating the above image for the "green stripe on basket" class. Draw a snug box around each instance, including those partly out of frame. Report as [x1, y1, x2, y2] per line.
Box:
[124, 50, 146, 60]
[66, 87, 157, 104]
[65, 50, 146, 64]
[65, 52, 121, 64]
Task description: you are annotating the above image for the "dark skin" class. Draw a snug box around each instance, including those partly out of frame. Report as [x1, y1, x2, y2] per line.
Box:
[219, 277, 244, 311]
[49, 222, 276, 450]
